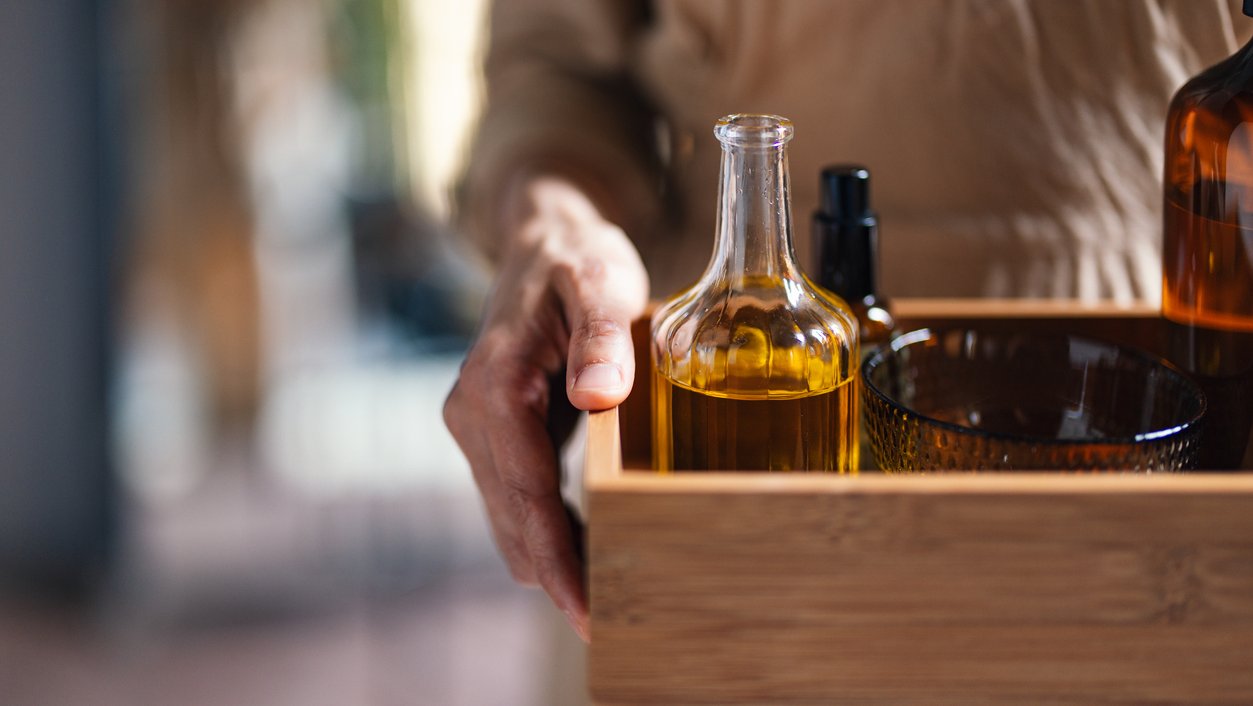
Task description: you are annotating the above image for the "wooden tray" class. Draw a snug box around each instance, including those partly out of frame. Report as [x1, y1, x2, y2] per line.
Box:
[585, 299, 1253, 706]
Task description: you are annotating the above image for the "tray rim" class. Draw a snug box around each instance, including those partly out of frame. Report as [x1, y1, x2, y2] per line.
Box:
[587, 405, 1253, 493]
[588, 297, 1250, 489]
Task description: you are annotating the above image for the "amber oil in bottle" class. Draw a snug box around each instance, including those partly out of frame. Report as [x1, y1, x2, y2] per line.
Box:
[651, 115, 859, 473]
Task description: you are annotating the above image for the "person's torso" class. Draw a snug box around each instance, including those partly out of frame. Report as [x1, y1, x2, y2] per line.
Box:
[631, 0, 1244, 300]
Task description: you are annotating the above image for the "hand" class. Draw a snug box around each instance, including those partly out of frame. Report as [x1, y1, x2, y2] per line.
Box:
[444, 176, 648, 642]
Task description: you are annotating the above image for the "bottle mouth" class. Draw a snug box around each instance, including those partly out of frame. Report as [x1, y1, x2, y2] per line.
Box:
[715, 114, 794, 148]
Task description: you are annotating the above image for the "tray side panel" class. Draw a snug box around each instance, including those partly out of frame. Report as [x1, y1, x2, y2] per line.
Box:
[588, 485, 1253, 705]
[592, 304, 1251, 704]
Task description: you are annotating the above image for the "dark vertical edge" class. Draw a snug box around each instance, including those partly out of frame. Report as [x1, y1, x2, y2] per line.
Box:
[0, 0, 120, 598]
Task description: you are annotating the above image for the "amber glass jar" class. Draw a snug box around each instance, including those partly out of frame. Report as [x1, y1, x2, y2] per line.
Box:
[1162, 10, 1253, 469]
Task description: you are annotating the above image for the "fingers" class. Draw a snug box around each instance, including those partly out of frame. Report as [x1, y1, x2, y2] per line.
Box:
[553, 233, 649, 411]
[490, 409, 589, 640]
[444, 387, 535, 584]
[473, 431, 539, 585]
[443, 352, 590, 642]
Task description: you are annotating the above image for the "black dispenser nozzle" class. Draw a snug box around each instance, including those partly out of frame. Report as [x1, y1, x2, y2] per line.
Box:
[814, 165, 878, 301]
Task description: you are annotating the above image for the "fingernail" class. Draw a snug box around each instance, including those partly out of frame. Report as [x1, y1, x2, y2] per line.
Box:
[564, 610, 591, 644]
[573, 363, 623, 394]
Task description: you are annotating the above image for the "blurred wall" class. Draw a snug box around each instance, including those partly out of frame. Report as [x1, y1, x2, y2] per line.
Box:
[0, 0, 115, 593]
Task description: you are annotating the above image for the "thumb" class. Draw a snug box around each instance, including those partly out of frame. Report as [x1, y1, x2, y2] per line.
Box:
[555, 256, 647, 411]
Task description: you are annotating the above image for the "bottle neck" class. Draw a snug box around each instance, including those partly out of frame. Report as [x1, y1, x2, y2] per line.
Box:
[815, 215, 878, 300]
[711, 141, 801, 287]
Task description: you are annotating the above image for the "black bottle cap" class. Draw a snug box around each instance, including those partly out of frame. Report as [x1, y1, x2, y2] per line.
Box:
[813, 165, 878, 301]
[1246, 0, 1253, 18]
[819, 165, 873, 223]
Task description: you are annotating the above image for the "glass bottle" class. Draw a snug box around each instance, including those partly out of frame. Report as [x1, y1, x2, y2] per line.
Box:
[651, 114, 859, 473]
[1162, 4, 1253, 470]
[813, 165, 895, 471]
[813, 165, 896, 353]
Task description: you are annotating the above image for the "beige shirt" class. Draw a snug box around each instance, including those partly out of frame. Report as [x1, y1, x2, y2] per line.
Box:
[460, 0, 1248, 301]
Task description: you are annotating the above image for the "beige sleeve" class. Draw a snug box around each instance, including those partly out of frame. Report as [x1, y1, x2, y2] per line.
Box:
[454, 0, 664, 265]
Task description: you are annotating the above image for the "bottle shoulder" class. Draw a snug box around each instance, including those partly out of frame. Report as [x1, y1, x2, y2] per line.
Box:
[852, 297, 897, 347]
[1171, 43, 1253, 117]
[1165, 47, 1253, 201]
[652, 276, 859, 348]
[651, 275, 859, 397]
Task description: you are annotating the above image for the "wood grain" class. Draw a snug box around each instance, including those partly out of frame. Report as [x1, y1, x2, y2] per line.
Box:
[588, 301, 1253, 705]
[587, 470, 1253, 704]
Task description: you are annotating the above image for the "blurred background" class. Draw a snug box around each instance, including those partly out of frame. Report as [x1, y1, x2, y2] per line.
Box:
[0, 1, 583, 704]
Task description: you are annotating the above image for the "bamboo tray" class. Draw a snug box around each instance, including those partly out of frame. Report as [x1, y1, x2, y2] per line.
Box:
[585, 299, 1253, 706]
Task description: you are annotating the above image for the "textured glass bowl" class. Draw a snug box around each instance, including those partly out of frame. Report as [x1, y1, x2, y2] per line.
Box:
[861, 329, 1206, 472]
